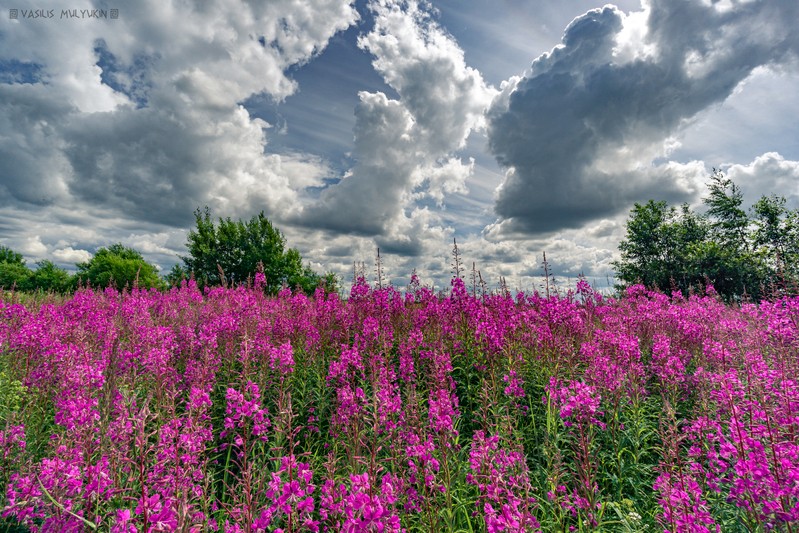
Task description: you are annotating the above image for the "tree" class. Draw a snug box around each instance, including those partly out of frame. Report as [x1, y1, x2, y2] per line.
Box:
[703, 169, 750, 252]
[613, 171, 797, 301]
[0, 247, 74, 293]
[319, 271, 340, 295]
[613, 201, 709, 293]
[28, 260, 74, 293]
[0, 246, 32, 291]
[752, 195, 799, 280]
[0, 263, 34, 291]
[164, 264, 189, 287]
[0, 246, 24, 265]
[181, 207, 324, 294]
[682, 240, 765, 299]
[77, 244, 162, 291]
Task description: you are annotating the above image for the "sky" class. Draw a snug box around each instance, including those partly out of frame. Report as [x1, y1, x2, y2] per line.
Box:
[1, 0, 798, 292]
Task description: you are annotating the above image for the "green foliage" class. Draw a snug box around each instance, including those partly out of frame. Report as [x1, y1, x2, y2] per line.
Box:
[0, 245, 75, 294]
[164, 263, 189, 287]
[682, 240, 765, 299]
[320, 271, 341, 295]
[0, 245, 33, 290]
[0, 245, 25, 265]
[0, 261, 33, 291]
[181, 207, 324, 294]
[0, 355, 28, 532]
[0, 369, 26, 420]
[752, 195, 799, 278]
[614, 171, 797, 301]
[703, 170, 749, 252]
[77, 243, 162, 291]
[28, 260, 74, 293]
[614, 201, 711, 294]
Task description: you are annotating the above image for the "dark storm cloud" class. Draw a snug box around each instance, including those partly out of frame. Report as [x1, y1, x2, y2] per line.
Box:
[62, 109, 207, 227]
[375, 233, 425, 257]
[0, 84, 73, 207]
[323, 243, 358, 258]
[487, 0, 799, 235]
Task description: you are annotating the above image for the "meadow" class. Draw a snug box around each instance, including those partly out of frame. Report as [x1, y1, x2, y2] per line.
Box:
[1, 275, 798, 532]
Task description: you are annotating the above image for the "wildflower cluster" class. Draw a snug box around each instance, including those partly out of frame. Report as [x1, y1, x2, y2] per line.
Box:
[0, 279, 798, 531]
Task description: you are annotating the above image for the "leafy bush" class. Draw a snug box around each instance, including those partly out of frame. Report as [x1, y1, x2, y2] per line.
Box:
[0, 246, 24, 266]
[0, 245, 33, 291]
[27, 260, 74, 293]
[0, 262, 32, 291]
[76, 243, 162, 291]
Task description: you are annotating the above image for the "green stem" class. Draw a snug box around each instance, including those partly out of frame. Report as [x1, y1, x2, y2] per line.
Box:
[36, 475, 98, 530]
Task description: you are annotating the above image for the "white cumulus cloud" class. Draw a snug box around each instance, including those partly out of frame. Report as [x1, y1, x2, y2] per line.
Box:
[300, 0, 496, 255]
[0, 0, 358, 228]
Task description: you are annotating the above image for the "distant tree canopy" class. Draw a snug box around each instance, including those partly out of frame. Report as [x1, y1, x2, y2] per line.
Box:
[27, 260, 73, 293]
[77, 243, 162, 291]
[180, 207, 334, 294]
[0, 246, 74, 293]
[1, 212, 338, 296]
[614, 170, 799, 301]
[0, 245, 33, 291]
[0, 246, 24, 265]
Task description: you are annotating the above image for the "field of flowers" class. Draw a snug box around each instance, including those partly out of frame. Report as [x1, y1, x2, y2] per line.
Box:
[1, 274, 798, 532]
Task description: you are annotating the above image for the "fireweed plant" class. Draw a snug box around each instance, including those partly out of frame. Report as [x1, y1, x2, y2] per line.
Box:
[1, 276, 799, 532]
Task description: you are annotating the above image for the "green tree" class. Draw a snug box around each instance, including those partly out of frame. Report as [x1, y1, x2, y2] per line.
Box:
[703, 169, 750, 252]
[682, 240, 765, 299]
[613, 171, 785, 301]
[164, 264, 189, 287]
[319, 271, 340, 295]
[751, 195, 799, 280]
[28, 260, 74, 293]
[0, 246, 24, 265]
[181, 207, 323, 294]
[613, 201, 709, 293]
[77, 244, 162, 291]
[0, 245, 33, 290]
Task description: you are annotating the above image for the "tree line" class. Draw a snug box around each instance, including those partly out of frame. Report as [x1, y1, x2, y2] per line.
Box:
[613, 170, 799, 301]
[3, 170, 797, 301]
[0, 208, 336, 294]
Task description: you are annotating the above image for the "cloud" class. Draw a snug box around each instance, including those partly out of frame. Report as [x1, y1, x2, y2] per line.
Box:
[52, 247, 93, 265]
[302, 90, 417, 236]
[2, 0, 797, 293]
[0, 200, 192, 269]
[300, 0, 495, 254]
[373, 207, 451, 257]
[0, 0, 359, 228]
[724, 152, 799, 208]
[669, 66, 799, 168]
[60, 104, 309, 226]
[397, 228, 622, 293]
[19, 236, 48, 257]
[0, 84, 73, 208]
[486, 0, 799, 236]
[358, 0, 492, 153]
